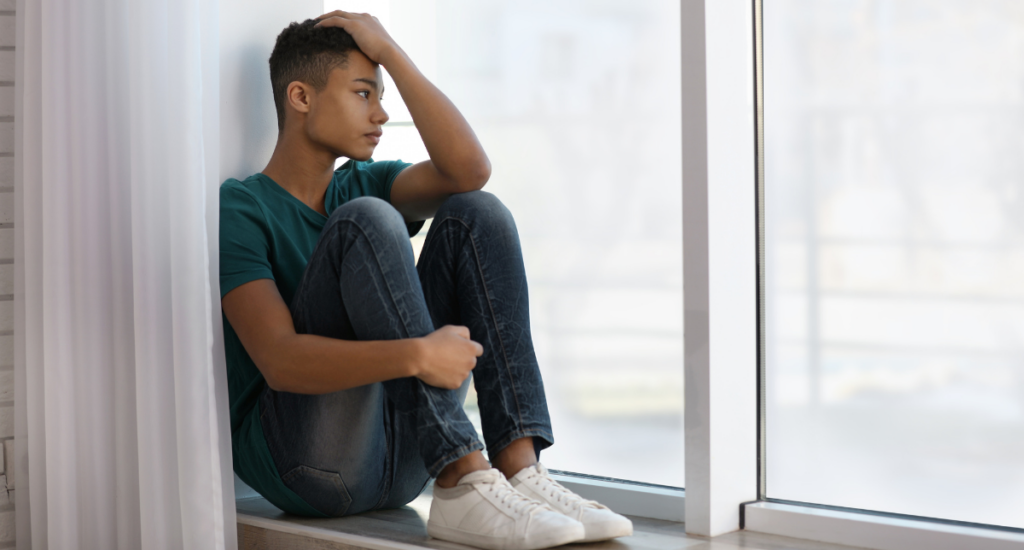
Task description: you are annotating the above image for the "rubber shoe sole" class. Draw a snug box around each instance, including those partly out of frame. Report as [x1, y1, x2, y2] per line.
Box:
[427, 520, 585, 550]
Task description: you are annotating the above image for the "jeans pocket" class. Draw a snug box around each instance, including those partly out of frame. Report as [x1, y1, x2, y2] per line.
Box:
[281, 464, 353, 517]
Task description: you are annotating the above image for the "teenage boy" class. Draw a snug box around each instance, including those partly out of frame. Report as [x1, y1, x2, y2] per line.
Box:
[219, 12, 632, 550]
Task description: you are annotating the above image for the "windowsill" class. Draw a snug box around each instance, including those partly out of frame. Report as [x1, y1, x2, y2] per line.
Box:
[236, 489, 874, 550]
[236, 488, 688, 550]
[234, 471, 686, 524]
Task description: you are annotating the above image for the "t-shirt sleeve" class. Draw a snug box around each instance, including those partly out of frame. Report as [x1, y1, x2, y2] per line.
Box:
[360, 159, 424, 237]
[219, 183, 275, 298]
[361, 158, 413, 202]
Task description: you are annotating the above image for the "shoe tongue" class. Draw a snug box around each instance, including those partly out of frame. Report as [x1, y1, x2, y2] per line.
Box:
[510, 463, 542, 484]
[457, 468, 503, 486]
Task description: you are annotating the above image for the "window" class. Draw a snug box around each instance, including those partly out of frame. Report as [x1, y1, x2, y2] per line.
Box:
[328, 0, 684, 487]
[764, 0, 1024, 529]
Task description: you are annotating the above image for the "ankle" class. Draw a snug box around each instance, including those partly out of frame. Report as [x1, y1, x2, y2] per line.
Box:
[491, 437, 538, 480]
[435, 450, 490, 488]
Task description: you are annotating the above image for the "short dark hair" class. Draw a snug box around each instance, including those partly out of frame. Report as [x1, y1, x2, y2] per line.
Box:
[269, 18, 361, 131]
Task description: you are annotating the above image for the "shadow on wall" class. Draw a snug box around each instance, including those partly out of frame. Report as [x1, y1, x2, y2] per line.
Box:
[220, 42, 279, 181]
[219, 0, 321, 181]
[241, 44, 278, 175]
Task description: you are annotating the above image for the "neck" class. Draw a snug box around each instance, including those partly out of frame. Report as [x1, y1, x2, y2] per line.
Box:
[261, 129, 338, 212]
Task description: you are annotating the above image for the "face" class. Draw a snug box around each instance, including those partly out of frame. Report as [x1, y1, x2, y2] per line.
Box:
[291, 50, 389, 161]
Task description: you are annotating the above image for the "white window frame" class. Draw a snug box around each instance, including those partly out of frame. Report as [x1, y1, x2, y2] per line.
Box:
[557, 2, 1024, 549]
[494, 0, 759, 527]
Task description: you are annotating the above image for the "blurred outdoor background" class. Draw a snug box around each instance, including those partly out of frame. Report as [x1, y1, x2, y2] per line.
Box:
[324, 0, 685, 487]
[765, 0, 1024, 529]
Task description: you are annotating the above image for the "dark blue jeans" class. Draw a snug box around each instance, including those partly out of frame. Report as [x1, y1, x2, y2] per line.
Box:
[258, 191, 554, 518]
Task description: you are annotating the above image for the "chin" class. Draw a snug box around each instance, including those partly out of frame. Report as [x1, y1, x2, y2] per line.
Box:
[346, 148, 375, 162]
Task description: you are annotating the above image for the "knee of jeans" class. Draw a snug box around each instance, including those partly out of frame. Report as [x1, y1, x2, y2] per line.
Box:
[328, 196, 407, 236]
[438, 191, 516, 232]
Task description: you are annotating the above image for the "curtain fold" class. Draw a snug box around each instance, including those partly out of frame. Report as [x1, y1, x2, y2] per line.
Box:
[14, 0, 236, 548]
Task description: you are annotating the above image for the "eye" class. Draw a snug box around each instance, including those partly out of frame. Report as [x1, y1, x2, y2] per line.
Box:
[357, 90, 370, 99]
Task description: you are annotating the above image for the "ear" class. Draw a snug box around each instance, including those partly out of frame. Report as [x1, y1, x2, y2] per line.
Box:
[286, 81, 313, 115]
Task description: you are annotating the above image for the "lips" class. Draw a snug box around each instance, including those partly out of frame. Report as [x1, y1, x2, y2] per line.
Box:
[365, 131, 382, 144]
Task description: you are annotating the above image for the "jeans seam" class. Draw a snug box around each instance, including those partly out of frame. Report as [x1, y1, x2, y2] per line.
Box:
[375, 400, 395, 511]
[434, 215, 528, 430]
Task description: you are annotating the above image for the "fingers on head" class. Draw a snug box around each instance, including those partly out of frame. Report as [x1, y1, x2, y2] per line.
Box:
[316, 10, 363, 25]
[314, 16, 344, 27]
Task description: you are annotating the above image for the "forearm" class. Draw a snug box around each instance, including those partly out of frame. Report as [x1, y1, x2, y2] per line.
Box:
[381, 48, 490, 188]
[265, 333, 422, 395]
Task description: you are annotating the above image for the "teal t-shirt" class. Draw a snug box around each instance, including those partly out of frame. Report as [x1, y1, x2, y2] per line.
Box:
[219, 158, 418, 517]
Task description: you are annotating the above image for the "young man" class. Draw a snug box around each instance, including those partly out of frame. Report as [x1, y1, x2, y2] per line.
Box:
[220, 12, 632, 550]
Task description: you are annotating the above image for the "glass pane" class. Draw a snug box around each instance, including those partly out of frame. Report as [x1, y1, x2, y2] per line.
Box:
[326, 0, 684, 486]
[764, 0, 1024, 527]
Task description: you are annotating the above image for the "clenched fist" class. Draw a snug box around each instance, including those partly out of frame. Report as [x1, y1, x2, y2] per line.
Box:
[413, 325, 484, 389]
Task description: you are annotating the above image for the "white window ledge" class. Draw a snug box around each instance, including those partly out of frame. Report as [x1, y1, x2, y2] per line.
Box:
[743, 501, 1024, 550]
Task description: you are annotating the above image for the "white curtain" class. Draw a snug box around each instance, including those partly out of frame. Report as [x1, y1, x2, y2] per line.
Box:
[14, 0, 237, 548]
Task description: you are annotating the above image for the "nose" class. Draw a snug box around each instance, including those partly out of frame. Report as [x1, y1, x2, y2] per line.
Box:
[373, 104, 389, 126]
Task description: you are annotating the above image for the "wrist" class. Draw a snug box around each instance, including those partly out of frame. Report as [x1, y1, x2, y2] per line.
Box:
[378, 43, 412, 71]
[404, 337, 426, 379]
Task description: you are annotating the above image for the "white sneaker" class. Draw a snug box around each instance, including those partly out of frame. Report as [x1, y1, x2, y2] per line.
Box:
[428, 468, 585, 550]
[509, 463, 633, 542]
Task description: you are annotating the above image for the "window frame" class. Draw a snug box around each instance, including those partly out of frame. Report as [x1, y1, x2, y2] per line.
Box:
[571, 2, 1024, 549]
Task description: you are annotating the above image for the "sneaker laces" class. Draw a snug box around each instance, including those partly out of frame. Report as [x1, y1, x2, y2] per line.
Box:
[521, 463, 604, 513]
[481, 471, 552, 516]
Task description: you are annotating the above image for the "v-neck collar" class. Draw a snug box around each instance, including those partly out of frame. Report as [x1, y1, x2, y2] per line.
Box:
[256, 172, 335, 223]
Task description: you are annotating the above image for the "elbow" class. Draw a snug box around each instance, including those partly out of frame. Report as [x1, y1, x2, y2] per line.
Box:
[259, 358, 292, 393]
[263, 369, 289, 393]
[255, 333, 303, 393]
[453, 160, 491, 193]
[265, 372, 288, 393]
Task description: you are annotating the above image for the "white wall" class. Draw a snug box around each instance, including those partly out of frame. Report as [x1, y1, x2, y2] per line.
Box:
[220, 0, 323, 181]
[217, 0, 324, 502]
